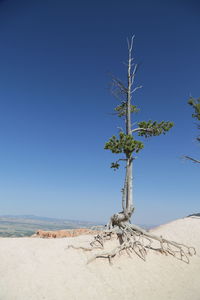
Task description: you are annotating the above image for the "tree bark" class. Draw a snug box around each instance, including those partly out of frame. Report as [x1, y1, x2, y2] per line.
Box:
[125, 159, 133, 215]
[108, 37, 136, 227]
[124, 37, 134, 217]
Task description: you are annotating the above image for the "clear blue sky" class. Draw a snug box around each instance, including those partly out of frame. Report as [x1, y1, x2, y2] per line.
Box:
[0, 0, 199, 225]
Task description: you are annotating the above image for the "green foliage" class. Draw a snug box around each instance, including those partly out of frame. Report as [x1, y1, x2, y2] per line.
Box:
[188, 97, 200, 121]
[137, 120, 174, 137]
[188, 97, 200, 143]
[111, 162, 120, 170]
[114, 102, 139, 117]
[105, 132, 144, 159]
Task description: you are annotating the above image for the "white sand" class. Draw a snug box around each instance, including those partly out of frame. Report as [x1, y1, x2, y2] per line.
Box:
[0, 216, 199, 300]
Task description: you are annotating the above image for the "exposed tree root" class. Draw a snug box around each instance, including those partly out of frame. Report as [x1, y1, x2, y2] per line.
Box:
[67, 220, 196, 264]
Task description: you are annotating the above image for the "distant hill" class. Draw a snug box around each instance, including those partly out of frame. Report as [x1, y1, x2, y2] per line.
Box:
[0, 215, 102, 237]
[188, 213, 200, 217]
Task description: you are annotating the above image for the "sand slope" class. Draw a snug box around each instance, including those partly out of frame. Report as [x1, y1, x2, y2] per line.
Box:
[0, 217, 199, 300]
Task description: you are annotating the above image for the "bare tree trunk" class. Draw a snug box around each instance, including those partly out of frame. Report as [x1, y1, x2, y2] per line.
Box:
[108, 38, 135, 228]
[124, 37, 134, 217]
[125, 159, 133, 215]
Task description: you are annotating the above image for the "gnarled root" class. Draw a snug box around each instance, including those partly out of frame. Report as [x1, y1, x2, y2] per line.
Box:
[86, 221, 196, 264]
[67, 211, 196, 264]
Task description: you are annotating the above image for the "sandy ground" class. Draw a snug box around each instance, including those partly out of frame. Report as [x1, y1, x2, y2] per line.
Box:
[0, 216, 199, 300]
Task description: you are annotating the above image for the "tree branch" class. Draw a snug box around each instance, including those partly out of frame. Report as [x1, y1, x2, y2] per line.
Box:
[132, 85, 142, 93]
[116, 158, 128, 163]
[127, 35, 135, 52]
[132, 64, 138, 76]
[184, 156, 200, 164]
[111, 76, 127, 94]
[131, 127, 153, 133]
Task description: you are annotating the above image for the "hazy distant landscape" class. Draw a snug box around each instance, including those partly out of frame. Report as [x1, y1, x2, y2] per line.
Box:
[0, 215, 101, 237]
[0, 215, 156, 237]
